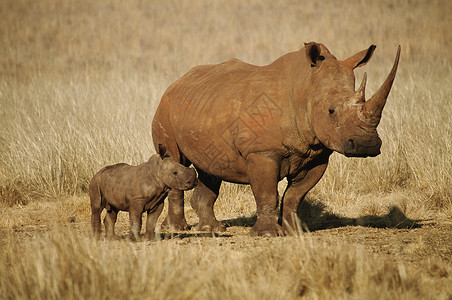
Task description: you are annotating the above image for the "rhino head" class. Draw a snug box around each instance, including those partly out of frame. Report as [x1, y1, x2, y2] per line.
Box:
[155, 144, 198, 190]
[304, 42, 400, 157]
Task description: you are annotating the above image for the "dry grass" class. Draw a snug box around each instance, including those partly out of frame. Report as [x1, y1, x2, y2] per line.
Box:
[0, 0, 451, 298]
[0, 0, 451, 211]
[1, 227, 450, 300]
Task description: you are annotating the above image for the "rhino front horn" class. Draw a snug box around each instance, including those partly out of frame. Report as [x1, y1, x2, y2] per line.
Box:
[363, 45, 401, 124]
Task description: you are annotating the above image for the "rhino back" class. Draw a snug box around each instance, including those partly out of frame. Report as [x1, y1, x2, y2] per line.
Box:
[95, 163, 161, 211]
[160, 56, 305, 181]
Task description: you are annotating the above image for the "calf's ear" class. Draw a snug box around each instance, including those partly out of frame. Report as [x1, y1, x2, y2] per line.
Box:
[341, 45, 376, 69]
[304, 42, 324, 67]
[158, 144, 167, 159]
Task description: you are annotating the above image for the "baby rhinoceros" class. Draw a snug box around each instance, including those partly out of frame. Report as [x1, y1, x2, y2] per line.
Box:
[89, 145, 197, 241]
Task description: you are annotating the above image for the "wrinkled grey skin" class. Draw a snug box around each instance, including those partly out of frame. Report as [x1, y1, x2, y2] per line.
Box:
[89, 145, 197, 241]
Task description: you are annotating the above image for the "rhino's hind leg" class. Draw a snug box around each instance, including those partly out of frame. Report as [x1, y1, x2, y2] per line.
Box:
[190, 169, 226, 232]
[89, 184, 105, 239]
[91, 207, 102, 239]
[161, 190, 189, 231]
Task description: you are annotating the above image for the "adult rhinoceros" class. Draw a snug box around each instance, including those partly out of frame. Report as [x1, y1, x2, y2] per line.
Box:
[152, 42, 400, 236]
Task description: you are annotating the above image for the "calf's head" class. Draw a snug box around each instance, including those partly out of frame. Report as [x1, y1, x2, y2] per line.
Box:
[305, 42, 400, 157]
[156, 145, 198, 190]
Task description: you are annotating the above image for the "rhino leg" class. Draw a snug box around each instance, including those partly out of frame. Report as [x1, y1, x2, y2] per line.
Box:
[247, 153, 283, 237]
[281, 158, 329, 234]
[129, 202, 146, 242]
[89, 183, 104, 239]
[161, 190, 189, 231]
[104, 207, 119, 240]
[91, 209, 102, 239]
[144, 201, 165, 241]
[190, 170, 225, 232]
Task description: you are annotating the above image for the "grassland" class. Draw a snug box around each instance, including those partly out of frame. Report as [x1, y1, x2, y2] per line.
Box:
[0, 0, 451, 299]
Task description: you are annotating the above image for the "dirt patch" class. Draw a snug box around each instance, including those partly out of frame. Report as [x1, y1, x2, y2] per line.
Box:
[1, 197, 451, 299]
[2, 198, 451, 274]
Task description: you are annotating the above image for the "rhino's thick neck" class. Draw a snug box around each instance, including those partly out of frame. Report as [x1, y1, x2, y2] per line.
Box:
[277, 49, 322, 150]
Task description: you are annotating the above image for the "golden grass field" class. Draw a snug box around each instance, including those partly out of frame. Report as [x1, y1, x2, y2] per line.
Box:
[0, 0, 451, 299]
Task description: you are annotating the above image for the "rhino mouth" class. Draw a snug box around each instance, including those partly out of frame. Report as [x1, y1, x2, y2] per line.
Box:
[343, 138, 381, 158]
[183, 177, 198, 190]
[344, 149, 380, 158]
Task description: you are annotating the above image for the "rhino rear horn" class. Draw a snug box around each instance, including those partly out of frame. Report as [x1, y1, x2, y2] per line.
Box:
[353, 72, 367, 104]
[363, 45, 401, 124]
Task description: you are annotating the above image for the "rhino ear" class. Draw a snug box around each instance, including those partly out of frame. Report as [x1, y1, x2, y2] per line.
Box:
[157, 144, 167, 159]
[342, 45, 376, 69]
[304, 42, 324, 68]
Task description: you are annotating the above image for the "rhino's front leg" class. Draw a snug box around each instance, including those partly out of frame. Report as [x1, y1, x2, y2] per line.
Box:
[246, 153, 283, 237]
[282, 154, 330, 234]
[144, 201, 165, 241]
[129, 202, 145, 241]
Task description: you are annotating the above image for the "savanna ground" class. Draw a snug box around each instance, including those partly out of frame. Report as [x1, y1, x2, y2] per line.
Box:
[0, 0, 451, 299]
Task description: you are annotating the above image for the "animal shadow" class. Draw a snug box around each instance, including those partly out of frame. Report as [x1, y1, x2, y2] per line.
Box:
[104, 232, 232, 242]
[223, 215, 257, 228]
[156, 232, 232, 240]
[222, 200, 422, 232]
[297, 200, 422, 231]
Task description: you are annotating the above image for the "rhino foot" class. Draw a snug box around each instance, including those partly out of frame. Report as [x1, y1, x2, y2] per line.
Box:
[161, 217, 190, 231]
[144, 232, 158, 241]
[105, 233, 120, 241]
[195, 220, 226, 232]
[250, 222, 284, 237]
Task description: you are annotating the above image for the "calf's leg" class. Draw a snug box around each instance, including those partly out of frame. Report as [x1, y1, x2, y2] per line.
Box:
[129, 203, 144, 241]
[144, 201, 165, 241]
[104, 207, 119, 240]
[89, 186, 104, 239]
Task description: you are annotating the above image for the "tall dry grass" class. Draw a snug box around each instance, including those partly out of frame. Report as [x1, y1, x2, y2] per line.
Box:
[0, 2, 450, 202]
[1, 227, 449, 300]
[0, 1, 451, 299]
[1, 0, 450, 215]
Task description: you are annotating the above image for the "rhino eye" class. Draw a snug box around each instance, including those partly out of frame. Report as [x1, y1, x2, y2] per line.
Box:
[329, 108, 335, 115]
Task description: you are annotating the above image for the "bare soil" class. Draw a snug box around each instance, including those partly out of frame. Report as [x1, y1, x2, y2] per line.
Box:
[2, 198, 451, 279]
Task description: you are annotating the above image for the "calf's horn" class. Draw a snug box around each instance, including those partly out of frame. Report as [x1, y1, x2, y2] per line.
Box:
[363, 45, 401, 123]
